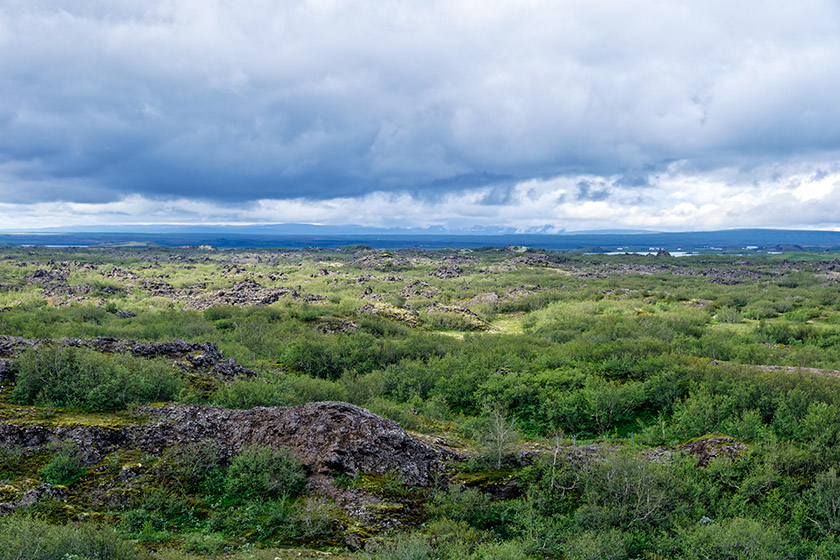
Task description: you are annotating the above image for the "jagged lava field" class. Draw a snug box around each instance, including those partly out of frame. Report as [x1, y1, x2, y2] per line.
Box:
[3, 245, 840, 559]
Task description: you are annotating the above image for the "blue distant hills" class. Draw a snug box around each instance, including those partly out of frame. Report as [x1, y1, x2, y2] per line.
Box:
[2, 226, 840, 252]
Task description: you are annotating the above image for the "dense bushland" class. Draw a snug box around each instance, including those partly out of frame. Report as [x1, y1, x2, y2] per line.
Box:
[11, 345, 185, 411]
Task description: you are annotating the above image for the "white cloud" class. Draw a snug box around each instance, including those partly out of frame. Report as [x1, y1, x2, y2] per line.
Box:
[2, 162, 840, 231]
[1, 1, 840, 228]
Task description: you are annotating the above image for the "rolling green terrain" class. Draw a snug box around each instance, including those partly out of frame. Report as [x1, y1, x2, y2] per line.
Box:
[3, 245, 840, 559]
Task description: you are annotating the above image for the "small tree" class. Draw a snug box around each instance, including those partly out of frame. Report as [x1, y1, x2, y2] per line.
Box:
[484, 408, 519, 469]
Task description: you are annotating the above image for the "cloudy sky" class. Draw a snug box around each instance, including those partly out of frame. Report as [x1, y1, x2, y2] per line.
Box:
[2, 0, 840, 232]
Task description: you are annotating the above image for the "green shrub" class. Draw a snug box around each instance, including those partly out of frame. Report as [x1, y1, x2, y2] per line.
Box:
[364, 532, 435, 560]
[364, 519, 486, 560]
[423, 518, 486, 556]
[754, 321, 815, 345]
[581, 376, 645, 432]
[0, 514, 140, 560]
[203, 306, 236, 321]
[0, 443, 25, 480]
[119, 486, 200, 535]
[786, 307, 821, 323]
[12, 345, 186, 411]
[207, 499, 295, 540]
[470, 540, 533, 560]
[808, 468, 840, 535]
[159, 441, 224, 495]
[365, 397, 422, 431]
[224, 445, 307, 502]
[743, 301, 779, 320]
[429, 484, 492, 527]
[39, 441, 86, 486]
[565, 529, 627, 560]
[679, 517, 789, 560]
[212, 374, 347, 409]
[288, 497, 343, 540]
[211, 377, 282, 409]
[575, 450, 681, 530]
[715, 306, 743, 323]
[182, 532, 228, 554]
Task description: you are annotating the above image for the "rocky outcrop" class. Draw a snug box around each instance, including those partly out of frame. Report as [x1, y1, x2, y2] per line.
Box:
[184, 279, 326, 310]
[467, 293, 501, 305]
[0, 483, 68, 516]
[429, 265, 462, 279]
[680, 435, 748, 467]
[350, 252, 410, 271]
[134, 402, 445, 485]
[356, 302, 422, 328]
[26, 269, 68, 284]
[0, 423, 122, 464]
[0, 336, 257, 378]
[424, 302, 489, 330]
[503, 254, 556, 266]
[0, 402, 447, 487]
[400, 280, 439, 298]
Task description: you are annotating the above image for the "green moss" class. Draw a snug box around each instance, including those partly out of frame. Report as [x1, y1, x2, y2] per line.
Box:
[25, 499, 81, 523]
[452, 468, 517, 489]
[682, 432, 742, 444]
[366, 502, 405, 515]
[0, 402, 148, 428]
[343, 522, 375, 541]
[0, 483, 18, 502]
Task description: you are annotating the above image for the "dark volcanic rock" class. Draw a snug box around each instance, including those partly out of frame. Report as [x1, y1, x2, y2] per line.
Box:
[27, 269, 67, 284]
[0, 423, 122, 464]
[400, 280, 439, 298]
[184, 280, 326, 310]
[0, 335, 257, 378]
[0, 402, 448, 487]
[429, 265, 462, 279]
[708, 277, 744, 285]
[130, 402, 444, 485]
[350, 251, 410, 270]
[16, 483, 69, 507]
[680, 435, 748, 467]
[0, 483, 68, 516]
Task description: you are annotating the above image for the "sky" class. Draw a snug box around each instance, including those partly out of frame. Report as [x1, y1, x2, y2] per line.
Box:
[2, 0, 840, 232]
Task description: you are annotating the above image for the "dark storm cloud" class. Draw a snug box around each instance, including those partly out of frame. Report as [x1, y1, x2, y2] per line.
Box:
[2, 0, 840, 230]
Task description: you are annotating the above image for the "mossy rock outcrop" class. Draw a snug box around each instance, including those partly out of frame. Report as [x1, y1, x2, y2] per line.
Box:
[1, 402, 449, 487]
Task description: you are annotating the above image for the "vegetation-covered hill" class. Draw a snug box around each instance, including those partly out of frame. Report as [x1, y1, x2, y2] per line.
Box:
[3, 245, 840, 558]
